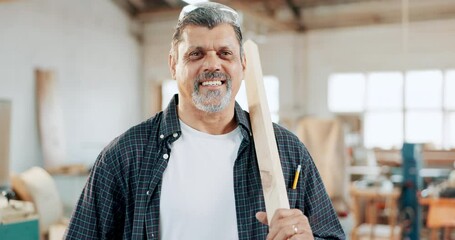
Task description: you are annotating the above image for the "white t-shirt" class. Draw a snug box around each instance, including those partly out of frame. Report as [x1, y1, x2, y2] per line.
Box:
[159, 120, 243, 240]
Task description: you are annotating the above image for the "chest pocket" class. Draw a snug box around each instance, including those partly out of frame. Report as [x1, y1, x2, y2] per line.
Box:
[287, 188, 299, 208]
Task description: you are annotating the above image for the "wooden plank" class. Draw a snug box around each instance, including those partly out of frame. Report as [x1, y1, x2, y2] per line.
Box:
[36, 69, 67, 168]
[0, 99, 11, 189]
[243, 40, 290, 222]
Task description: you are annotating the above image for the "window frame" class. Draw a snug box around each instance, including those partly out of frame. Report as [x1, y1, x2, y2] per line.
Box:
[328, 69, 455, 150]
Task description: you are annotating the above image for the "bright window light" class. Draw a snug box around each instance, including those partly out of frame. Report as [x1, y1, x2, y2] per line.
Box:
[364, 112, 403, 149]
[405, 111, 443, 147]
[445, 70, 455, 110]
[162, 80, 178, 110]
[366, 72, 403, 110]
[329, 70, 452, 150]
[405, 70, 443, 109]
[449, 113, 455, 149]
[236, 76, 280, 122]
[328, 73, 365, 112]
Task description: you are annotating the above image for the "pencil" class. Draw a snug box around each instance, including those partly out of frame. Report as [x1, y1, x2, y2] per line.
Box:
[292, 165, 301, 189]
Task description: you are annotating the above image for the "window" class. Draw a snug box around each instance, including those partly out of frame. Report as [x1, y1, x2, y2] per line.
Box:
[161, 75, 280, 122]
[364, 72, 403, 149]
[236, 76, 280, 122]
[328, 69, 455, 149]
[366, 72, 403, 110]
[328, 73, 365, 113]
[445, 71, 455, 110]
[161, 80, 179, 110]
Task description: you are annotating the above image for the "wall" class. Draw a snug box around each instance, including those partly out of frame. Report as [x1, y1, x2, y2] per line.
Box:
[143, 15, 177, 116]
[0, 0, 142, 172]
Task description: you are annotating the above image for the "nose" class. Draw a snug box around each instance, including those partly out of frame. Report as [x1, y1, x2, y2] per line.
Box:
[203, 51, 221, 72]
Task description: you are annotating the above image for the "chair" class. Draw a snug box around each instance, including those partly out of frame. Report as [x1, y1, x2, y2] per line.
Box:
[350, 183, 401, 240]
[425, 198, 455, 240]
[11, 167, 68, 240]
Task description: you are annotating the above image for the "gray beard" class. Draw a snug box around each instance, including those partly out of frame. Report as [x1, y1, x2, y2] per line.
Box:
[192, 72, 232, 113]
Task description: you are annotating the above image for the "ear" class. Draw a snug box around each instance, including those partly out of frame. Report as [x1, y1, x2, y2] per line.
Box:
[168, 52, 177, 79]
[241, 53, 247, 76]
[242, 54, 246, 71]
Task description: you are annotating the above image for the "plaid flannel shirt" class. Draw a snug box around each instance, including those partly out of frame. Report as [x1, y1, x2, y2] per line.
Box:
[65, 94, 345, 240]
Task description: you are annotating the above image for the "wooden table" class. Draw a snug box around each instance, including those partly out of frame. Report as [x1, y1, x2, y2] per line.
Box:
[420, 197, 455, 240]
[350, 184, 401, 240]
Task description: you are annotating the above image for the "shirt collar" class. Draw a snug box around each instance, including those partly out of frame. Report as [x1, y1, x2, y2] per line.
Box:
[159, 94, 182, 142]
[233, 101, 253, 141]
[159, 94, 252, 142]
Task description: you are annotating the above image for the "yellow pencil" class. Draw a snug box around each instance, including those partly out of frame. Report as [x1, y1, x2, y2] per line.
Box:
[292, 165, 301, 189]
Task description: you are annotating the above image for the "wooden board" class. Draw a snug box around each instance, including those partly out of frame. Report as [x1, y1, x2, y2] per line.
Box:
[0, 99, 11, 188]
[243, 40, 290, 222]
[36, 69, 67, 168]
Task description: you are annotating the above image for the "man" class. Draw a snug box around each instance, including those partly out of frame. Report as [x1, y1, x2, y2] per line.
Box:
[65, 2, 345, 240]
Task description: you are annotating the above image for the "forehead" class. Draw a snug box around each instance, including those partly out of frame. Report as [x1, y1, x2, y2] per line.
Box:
[178, 24, 240, 50]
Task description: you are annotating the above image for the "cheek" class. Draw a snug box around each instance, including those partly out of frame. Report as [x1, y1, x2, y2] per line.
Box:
[177, 62, 200, 79]
[229, 78, 242, 97]
[229, 64, 244, 82]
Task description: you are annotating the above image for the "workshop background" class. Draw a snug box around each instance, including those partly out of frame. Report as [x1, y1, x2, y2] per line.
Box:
[1, 0, 455, 239]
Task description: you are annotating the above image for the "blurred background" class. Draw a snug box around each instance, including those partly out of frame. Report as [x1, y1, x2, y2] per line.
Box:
[1, 0, 455, 239]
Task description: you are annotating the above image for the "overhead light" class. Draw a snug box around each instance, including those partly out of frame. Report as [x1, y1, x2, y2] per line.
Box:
[182, 0, 209, 4]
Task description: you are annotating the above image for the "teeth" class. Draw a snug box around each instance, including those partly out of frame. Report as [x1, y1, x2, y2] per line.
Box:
[201, 81, 222, 86]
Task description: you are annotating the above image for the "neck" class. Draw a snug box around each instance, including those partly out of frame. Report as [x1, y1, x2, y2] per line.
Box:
[178, 99, 237, 135]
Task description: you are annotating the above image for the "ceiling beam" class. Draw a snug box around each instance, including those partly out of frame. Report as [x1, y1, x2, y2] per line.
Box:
[224, 1, 303, 31]
[138, 0, 303, 32]
[136, 7, 181, 22]
[112, 0, 138, 16]
[129, 0, 146, 10]
[301, 0, 455, 30]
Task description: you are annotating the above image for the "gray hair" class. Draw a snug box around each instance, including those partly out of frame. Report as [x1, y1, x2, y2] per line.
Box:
[171, 2, 243, 60]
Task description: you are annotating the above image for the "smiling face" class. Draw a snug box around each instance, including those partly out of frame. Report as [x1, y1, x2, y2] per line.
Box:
[169, 23, 246, 113]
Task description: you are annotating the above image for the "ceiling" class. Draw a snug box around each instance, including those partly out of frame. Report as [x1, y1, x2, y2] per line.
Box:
[113, 0, 455, 32]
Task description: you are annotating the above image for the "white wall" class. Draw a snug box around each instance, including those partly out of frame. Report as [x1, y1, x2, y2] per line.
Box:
[143, 17, 176, 116]
[0, 0, 142, 172]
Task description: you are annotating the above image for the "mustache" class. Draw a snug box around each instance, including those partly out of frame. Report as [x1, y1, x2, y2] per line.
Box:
[195, 71, 230, 82]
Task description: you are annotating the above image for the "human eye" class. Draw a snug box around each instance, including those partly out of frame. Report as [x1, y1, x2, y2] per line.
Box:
[188, 50, 203, 59]
[219, 50, 233, 58]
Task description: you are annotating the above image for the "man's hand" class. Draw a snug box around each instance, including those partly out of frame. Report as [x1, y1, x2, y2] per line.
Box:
[256, 209, 314, 240]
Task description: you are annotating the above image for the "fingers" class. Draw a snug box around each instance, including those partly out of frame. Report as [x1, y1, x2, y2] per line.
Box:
[255, 208, 297, 226]
[255, 211, 268, 225]
[266, 209, 313, 240]
[273, 223, 308, 240]
[269, 208, 299, 225]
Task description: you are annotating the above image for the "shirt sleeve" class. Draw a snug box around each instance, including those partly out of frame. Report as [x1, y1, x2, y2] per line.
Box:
[65, 149, 126, 239]
[299, 145, 346, 240]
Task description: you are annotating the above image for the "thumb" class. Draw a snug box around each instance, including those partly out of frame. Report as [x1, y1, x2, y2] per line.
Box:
[255, 211, 268, 225]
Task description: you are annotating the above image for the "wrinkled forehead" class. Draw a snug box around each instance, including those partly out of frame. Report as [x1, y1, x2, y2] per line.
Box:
[178, 24, 241, 50]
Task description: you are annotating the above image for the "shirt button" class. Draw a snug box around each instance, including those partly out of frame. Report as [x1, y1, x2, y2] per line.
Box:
[163, 153, 169, 160]
[159, 134, 164, 139]
[173, 132, 178, 138]
[146, 191, 151, 195]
